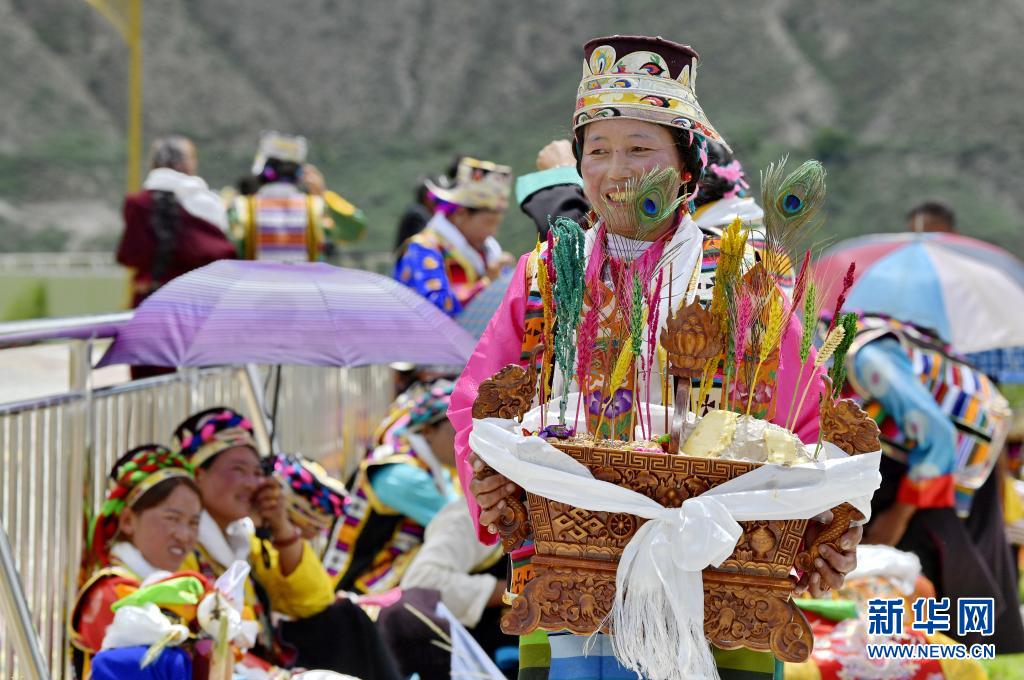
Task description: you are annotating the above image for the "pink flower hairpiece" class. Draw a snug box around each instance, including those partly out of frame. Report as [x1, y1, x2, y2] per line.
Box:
[708, 160, 749, 199]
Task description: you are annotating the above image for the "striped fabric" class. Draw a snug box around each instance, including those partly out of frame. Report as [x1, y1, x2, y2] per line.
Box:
[908, 342, 1000, 490]
[355, 519, 425, 593]
[522, 631, 780, 680]
[252, 194, 311, 262]
[517, 630, 552, 680]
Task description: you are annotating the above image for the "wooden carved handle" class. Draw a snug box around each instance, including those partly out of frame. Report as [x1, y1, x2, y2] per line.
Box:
[473, 462, 530, 552]
[795, 502, 864, 573]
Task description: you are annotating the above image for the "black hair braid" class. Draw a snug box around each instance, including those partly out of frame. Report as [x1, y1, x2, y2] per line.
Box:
[148, 190, 180, 294]
[693, 141, 735, 208]
[669, 128, 706, 201]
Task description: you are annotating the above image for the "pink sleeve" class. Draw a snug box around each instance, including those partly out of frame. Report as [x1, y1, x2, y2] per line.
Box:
[770, 312, 825, 443]
[448, 253, 531, 545]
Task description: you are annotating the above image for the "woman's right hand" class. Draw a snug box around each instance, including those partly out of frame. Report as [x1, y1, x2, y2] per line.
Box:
[536, 139, 575, 171]
[468, 451, 519, 534]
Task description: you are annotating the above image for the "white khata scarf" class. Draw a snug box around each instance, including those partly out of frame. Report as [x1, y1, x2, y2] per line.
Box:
[109, 541, 168, 584]
[197, 511, 254, 569]
[144, 167, 229, 231]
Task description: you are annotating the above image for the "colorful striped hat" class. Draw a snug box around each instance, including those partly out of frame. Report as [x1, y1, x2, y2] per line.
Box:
[172, 407, 258, 469]
[425, 157, 512, 211]
[88, 444, 194, 567]
[271, 453, 347, 533]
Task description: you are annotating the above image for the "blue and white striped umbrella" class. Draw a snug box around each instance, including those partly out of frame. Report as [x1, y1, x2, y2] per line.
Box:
[818, 233, 1024, 355]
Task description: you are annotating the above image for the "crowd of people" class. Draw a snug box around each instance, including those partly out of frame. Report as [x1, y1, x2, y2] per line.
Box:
[116, 130, 368, 309]
[74, 397, 513, 679]
[95, 30, 1024, 680]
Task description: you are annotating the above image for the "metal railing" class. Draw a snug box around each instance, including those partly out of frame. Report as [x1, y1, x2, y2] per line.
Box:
[0, 251, 396, 276]
[0, 392, 88, 680]
[0, 253, 118, 273]
[0, 316, 394, 679]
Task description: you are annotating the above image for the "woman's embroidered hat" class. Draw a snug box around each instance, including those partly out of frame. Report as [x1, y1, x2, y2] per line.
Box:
[87, 444, 194, 567]
[573, 35, 726, 148]
[400, 380, 455, 434]
[374, 380, 456, 451]
[425, 157, 513, 211]
[172, 407, 258, 469]
[271, 453, 347, 533]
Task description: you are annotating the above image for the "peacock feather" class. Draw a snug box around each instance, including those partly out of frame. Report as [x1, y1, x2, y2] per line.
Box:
[760, 157, 827, 279]
[761, 157, 827, 235]
[600, 167, 685, 249]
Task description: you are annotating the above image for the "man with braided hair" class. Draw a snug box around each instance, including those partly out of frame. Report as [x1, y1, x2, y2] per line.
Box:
[117, 136, 236, 309]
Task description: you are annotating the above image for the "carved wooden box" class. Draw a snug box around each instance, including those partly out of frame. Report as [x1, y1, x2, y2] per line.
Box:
[498, 441, 827, 663]
[472, 363, 876, 663]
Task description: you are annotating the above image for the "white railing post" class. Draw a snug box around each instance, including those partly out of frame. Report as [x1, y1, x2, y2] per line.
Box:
[242, 365, 274, 454]
[0, 525, 50, 680]
[64, 339, 92, 680]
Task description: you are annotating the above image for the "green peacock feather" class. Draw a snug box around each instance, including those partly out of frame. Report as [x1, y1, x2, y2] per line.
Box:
[761, 157, 827, 235]
[759, 157, 827, 280]
[599, 167, 685, 249]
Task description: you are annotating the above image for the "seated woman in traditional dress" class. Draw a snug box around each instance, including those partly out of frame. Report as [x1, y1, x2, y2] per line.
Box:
[323, 380, 461, 595]
[400, 497, 512, 661]
[172, 407, 402, 680]
[450, 35, 863, 680]
[71, 445, 206, 679]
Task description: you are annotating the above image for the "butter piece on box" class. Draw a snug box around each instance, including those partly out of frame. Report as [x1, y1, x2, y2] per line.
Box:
[682, 409, 738, 458]
[764, 427, 799, 465]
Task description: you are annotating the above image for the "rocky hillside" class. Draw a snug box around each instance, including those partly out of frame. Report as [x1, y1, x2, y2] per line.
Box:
[2, 0, 1023, 257]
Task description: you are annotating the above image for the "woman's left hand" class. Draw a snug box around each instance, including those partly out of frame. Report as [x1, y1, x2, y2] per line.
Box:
[794, 511, 862, 598]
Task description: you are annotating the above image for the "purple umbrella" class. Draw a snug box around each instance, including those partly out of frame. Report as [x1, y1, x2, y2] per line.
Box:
[99, 260, 476, 367]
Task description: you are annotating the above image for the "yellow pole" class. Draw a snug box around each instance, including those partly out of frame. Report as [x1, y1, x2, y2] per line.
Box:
[126, 0, 143, 191]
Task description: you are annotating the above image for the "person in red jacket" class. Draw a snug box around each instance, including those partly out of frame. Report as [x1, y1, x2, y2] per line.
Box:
[117, 136, 236, 309]
[116, 136, 237, 378]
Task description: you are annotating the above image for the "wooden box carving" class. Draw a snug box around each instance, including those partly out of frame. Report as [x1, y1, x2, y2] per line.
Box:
[498, 441, 828, 663]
